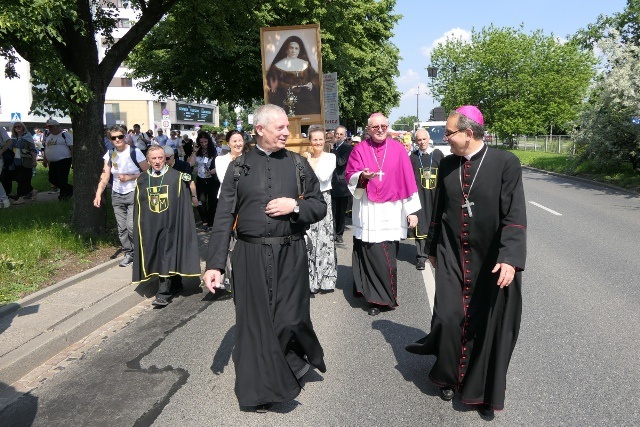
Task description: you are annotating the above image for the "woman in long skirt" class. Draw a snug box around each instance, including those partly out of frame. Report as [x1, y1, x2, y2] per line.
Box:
[303, 125, 337, 293]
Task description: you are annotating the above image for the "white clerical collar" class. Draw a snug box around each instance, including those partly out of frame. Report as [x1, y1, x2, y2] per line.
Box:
[255, 144, 272, 156]
[335, 140, 344, 149]
[464, 143, 485, 160]
[419, 147, 433, 155]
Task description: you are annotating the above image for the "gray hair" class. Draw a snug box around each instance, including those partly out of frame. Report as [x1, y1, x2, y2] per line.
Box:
[334, 125, 347, 134]
[147, 145, 165, 157]
[253, 104, 286, 128]
[449, 111, 484, 139]
[307, 124, 325, 139]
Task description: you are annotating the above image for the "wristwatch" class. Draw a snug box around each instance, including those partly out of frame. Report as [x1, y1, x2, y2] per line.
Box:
[293, 200, 300, 213]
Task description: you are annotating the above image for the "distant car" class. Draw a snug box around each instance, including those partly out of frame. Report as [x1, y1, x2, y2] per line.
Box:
[416, 121, 452, 156]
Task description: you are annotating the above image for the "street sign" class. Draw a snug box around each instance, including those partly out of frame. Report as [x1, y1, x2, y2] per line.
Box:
[162, 119, 171, 129]
[10, 112, 21, 122]
[162, 109, 169, 115]
[162, 114, 170, 121]
[223, 120, 229, 127]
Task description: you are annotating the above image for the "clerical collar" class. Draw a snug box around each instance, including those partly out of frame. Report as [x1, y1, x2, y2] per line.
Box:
[255, 144, 272, 156]
[335, 140, 344, 149]
[419, 147, 433, 155]
[464, 143, 485, 160]
[149, 166, 168, 176]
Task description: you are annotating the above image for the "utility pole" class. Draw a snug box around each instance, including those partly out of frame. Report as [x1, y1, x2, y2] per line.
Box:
[415, 84, 420, 121]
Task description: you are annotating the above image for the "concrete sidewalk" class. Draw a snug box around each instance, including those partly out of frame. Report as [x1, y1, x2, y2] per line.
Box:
[0, 258, 156, 387]
[0, 230, 210, 390]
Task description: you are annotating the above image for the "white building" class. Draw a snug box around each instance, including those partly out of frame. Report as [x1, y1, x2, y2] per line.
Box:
[0, 3, 218, 137]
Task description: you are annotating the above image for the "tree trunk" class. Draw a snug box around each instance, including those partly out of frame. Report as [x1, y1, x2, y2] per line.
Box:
[70, 93, 108, 236]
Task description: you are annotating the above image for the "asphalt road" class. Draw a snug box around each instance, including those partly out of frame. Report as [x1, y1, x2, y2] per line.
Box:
[1, 168, 639, 426]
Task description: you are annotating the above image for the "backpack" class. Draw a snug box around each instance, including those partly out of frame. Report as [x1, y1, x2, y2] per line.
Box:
[108, 146, 141, 185]
[230, 149, 307, 219]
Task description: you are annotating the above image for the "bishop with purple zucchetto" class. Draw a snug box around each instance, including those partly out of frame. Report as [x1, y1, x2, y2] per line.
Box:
[345, 112, 421, 316]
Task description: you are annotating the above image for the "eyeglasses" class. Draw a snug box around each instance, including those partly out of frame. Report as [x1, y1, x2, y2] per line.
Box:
[443, 129, 463, 139]
[369, 124, 389, 132]
[14, 125, 23, 128]
[165, 156, 173, 160]
[110, 134, 126, 140]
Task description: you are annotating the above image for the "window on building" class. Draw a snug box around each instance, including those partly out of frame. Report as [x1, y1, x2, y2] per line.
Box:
[117, 19, 131, 28]
[108, 77, 133, 87]
[105, 103, 121, 126]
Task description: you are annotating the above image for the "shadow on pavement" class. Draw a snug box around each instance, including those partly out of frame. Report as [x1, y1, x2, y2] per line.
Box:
[371, 319, 438, 399]
[210, 325, 235, 375]
[0, 380, 38, 427]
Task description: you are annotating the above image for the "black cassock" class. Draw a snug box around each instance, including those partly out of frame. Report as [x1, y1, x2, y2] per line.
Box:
[132, 167, 200, 284]
[406, 145, 527, 410]
[206, 148, 327, 407]
[407, 148, 444, 240]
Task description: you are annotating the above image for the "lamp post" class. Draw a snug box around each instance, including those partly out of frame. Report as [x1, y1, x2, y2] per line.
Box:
[415, 85, 420, 121]
[427, 67, 438, 119]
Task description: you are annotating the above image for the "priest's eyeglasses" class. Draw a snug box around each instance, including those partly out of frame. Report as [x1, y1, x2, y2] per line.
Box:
[369, 124, 389, 132]
[443, 129, 462, 139]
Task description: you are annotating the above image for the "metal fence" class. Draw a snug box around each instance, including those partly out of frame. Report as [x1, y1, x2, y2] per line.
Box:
[488, 135, 575, 154]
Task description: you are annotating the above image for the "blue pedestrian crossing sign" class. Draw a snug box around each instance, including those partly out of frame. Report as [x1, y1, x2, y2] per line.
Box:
[10, 112, 21, 122]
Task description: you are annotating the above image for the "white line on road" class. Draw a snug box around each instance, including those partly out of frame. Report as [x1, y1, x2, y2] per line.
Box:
[421, 265, 436, 314]
[528, 201, 562, 216]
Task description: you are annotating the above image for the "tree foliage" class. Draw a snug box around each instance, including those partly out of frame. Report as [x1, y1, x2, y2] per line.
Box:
[393, 115, 417, 131]
[428, 26, 596, 141]
[126, 0, 402, 130]
[0, 0, 179, 235]
[572, 34, 640, 170]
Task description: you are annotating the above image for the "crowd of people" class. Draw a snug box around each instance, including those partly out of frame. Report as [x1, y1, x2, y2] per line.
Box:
[3, 102, 526, 420]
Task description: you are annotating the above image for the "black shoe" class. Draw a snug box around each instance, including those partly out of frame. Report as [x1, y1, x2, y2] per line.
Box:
[255, 403, 272, 413]
[152, 297, 169, 307]
[477, 404, 494, 418]
[368, 307, 380, 316]
[439, 387, 455, 401]
[335, 235, 344, 244]
[416, 260, 426, 270]
[119, 254, 133, 267]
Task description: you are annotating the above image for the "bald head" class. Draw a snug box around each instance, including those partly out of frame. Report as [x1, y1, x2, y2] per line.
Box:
[415, 128, 431, 152]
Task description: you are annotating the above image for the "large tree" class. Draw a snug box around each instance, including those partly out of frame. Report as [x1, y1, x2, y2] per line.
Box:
[126, 0, 402, 132]
[0, 0, 179, 235]
[428, 26, 596, 141]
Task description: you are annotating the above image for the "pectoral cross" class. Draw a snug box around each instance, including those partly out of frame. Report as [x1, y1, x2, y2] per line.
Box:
[462, 197, 474, 217]
[375, 170, 385, 181]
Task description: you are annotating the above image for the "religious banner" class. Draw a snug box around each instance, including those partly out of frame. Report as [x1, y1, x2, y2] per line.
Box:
[260, 24, 324, 126]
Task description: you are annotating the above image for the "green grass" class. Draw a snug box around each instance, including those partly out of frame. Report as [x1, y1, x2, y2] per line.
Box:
[0, 164, 116, 306]
[510, 151, 640, 192]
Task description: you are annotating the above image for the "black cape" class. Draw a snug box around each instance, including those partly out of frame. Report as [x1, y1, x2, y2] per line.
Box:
[406, 145, 527, 410]
[407, 149, 444, 239]
[132, 167, 200, 284]
[206, 147, 327, 407]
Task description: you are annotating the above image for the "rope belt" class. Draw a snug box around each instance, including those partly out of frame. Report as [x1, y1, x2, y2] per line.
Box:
[237, 232, 304, 245]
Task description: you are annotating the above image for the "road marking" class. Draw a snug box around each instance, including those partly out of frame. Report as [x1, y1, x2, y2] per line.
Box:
[421, 265, 436, 314]
[529, 201, 562, 216]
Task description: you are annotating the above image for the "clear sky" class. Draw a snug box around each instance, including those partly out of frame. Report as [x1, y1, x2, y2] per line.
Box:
[388, 0, 628, 124]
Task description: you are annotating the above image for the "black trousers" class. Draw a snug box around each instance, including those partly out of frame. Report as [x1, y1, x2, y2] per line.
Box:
[196, 176, 219, 226]
[0, 165, 33, 197]
[331, 195, 349, 237]
[157, 276, 183, 299]
[48, 157, 73, 199]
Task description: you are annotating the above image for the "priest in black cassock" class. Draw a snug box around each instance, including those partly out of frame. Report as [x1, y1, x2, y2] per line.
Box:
[202, 104, 327, 413]
[407, 128, 444, 270]
[132, 145, 201, 307]
[406, 106, 527, 418]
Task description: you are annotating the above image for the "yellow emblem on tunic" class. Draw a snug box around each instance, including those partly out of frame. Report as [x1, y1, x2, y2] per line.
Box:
[147, 185, 169, 213]
[420, 167, 438, 190]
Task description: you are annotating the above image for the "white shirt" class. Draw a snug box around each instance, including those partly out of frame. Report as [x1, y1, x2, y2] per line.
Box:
[348, 171, 421, 243]
[44, 131, 73, 162]
[103, 147, 146, 194]
[214, 154, 235, 197]
[308, 152, 335, 192]
[131, 133, 149, 151]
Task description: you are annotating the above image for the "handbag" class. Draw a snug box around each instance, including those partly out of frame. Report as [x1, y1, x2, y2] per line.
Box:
[20, 142, 35, 168]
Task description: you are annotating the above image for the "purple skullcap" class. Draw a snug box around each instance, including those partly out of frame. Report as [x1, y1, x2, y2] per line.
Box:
[455, 105, 484, 126]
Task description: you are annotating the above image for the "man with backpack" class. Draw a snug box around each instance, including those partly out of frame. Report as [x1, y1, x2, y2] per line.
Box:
[202, 104, 327, 412]
[43, 119, 74, 201]
[93, 125, 149, 267]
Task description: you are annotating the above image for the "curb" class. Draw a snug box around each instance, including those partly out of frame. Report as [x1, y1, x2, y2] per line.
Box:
[522, 166, 640, 196]
[0, 281, 153, 386]
[0, 258, 122, 319]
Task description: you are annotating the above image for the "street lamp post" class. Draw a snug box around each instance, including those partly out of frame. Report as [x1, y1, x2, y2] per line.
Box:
[427, 67, 438, 119]
[415, 85, 420, 122]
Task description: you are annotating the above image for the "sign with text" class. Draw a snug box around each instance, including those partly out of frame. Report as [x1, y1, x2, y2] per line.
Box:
[176, 103, 214, 123]
[323, 72, 339, 129]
